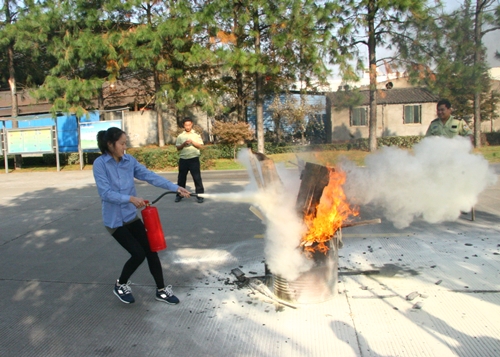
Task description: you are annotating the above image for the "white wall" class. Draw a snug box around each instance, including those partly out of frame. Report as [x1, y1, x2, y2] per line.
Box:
[123, 108, 210, 148]
[330, 102, 437, 141]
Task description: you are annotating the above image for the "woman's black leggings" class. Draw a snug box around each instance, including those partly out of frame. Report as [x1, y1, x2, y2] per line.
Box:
[112, 219, 164, 289]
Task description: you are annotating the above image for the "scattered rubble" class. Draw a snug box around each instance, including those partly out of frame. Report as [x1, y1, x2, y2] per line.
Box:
[405, 291, 419, 301]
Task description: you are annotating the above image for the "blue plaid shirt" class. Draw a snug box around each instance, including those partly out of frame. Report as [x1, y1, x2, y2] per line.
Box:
[93, 153, 179, 228]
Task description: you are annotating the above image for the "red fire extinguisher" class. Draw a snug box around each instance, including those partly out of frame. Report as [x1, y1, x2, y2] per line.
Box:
[141, 200, 167, 252]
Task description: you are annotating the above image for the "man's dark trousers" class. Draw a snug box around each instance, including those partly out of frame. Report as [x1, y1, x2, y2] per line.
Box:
[177, 157, 204, 194]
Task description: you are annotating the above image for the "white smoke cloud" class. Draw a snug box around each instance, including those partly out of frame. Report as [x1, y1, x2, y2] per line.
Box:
[237, 149, 314, 281]
[204, 149, 313, 281]
[341, 136, 497, 228]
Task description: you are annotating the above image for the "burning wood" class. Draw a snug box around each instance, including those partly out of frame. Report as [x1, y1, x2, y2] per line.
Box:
[246, 156, 378, 254]
[296, 162, 330, 219]
[299, 219, 382, 249]
[297, 163, 359, 254]
[341, 218, 381, 228]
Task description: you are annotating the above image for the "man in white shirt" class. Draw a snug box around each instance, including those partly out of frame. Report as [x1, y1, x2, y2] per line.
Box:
[175, 118, 205, 203]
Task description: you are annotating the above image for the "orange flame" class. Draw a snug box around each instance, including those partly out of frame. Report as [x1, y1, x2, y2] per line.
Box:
[301, 168, 358, 254]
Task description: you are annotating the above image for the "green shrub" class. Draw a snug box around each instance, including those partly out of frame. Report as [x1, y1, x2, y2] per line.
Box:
[484, 132, 500, 145]
[127, 145, 224, 170]
[127, 146, 179, 170]
[376, 136, 424, 148]
[203, 144, 234, 159]
[248, 136, 425, 154]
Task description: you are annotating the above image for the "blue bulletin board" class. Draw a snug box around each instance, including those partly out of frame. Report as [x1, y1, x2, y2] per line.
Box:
[6, 127, 54, 154]
[80, 120, 122, 150]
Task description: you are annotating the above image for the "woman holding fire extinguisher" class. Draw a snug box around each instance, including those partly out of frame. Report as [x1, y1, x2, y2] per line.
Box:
[93, 127, 191, 305]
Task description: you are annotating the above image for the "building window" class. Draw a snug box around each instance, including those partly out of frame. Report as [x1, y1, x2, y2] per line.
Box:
[351, 107, 367, 126]
[404, 105, 422, 124]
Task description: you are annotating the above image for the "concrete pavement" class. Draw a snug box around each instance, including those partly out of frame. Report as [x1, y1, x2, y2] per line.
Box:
[0, 167, 499, 357]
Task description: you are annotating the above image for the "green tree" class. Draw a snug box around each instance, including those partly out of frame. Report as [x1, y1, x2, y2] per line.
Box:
[0, 1, 57, 90]
[472, 0, 500, 146]
[0, 0, 53, 167]
[483, 90, 500, 132]
[205, 0, 334, 153]
[333, 0, 430, 152]
[405, 1, 482, 117]
[1, 0, 22, 168]
[401, 0, 500, 146]
[31, 0, 118, 119]
[115, 0, 217, 146]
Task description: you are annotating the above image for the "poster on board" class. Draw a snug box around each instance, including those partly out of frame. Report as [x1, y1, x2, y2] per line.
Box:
[7, 127, 54, 154]
[80, 120, 122, 150]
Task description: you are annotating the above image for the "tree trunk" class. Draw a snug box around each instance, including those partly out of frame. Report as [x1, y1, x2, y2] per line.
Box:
[8, 47, 18, 118]
[145, 3, 164, 147]
[156, 103, 165, 147]
[6, 0, 21, 168]
[254, 10, 264, 154]
[233, 4, 246, 123]
[8, 46, 22, 169]
[255, 74, 264, 153]
[154, 72, 165, 147]
[236, 71, 245, 122]
[367, 0, 378, 152]
[98, 88, 105, 121]
[473, 0, 483, 147]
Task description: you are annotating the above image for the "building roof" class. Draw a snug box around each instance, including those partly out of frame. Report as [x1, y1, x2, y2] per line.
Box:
[0, 78, 153, 118]
[0, 90, 53, 117]
[327, 87, 440, 107]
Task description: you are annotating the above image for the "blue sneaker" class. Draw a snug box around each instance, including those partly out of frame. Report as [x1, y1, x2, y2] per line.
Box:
[156, 285, 180, 304]
[114, 280, 135, 304]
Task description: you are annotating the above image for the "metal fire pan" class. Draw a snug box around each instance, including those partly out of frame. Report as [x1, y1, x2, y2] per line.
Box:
[272, 234, 340, 305]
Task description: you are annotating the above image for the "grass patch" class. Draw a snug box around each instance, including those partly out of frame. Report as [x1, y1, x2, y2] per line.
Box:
[212, 159, 245, 170]
[475, 146, 500, 163]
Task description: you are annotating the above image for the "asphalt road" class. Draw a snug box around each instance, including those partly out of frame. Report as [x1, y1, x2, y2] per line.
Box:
[1, 168, 499, 357]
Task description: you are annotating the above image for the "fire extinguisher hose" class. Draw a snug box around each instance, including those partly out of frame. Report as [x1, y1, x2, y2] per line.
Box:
[151, 191, 199, 204]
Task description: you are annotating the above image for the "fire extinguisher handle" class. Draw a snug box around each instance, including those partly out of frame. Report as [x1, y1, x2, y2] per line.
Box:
[151, 191, 177, 205]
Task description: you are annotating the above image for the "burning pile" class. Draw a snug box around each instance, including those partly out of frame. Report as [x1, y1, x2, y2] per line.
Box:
[243, 154, 365, 304]
[301, 168, 358, 254]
